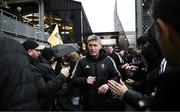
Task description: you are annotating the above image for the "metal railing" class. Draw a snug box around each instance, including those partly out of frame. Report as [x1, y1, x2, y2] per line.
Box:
[0, 9, 48, 41]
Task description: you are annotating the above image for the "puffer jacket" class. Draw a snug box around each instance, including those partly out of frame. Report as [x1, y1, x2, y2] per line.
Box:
[0, 35, 40, 110]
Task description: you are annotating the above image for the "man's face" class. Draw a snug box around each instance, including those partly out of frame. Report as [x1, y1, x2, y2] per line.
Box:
[155, 19, 176, 66]
[87, 40, 101, 58]
[155, 21, 167, 58]
[107, 46, 113, 54]
[17, 7, 22, 12]
[137, 44, 143, 50]
[28, 49, 41, 60]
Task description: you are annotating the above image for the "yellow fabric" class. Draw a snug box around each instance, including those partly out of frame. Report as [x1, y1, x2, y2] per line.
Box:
[48, 24, 63, 46]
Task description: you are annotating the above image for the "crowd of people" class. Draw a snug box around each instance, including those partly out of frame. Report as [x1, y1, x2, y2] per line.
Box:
[1, 0, 180, 111]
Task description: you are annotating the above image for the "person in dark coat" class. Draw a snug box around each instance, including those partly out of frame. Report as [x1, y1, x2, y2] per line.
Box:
[108, 41, 162, 110]
[14, 7, 23, 21]
[106, 46, 126, 80]
[136, 35, 148, 50]
[22, 39, 70, 110]
[108, 24, 163, 110]
[0, 34, 40, 110]
[34, 47, 58, 110]
[125, 42, 160, 94]
[148, 0, 180, 110]
[71, 35, 121, 111]
[57, 52, 82, 111]
[77, 42, 87, 57]
[106, 46, 124, 67]
[106, 46, 126, 110]
[36, 47, 56, 82]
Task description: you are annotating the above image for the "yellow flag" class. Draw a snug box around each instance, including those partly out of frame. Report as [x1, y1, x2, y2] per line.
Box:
[48, 24, 63, 46]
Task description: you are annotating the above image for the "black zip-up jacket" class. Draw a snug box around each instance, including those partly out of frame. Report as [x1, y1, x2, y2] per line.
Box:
[71, 49, 121, 110]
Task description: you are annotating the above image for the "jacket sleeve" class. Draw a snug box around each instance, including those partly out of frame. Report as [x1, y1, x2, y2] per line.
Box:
[108, 56, 121, 82]
[123, 89, 144, 110]
[33, 66, 67, 97]
[71, 58, 87, 88]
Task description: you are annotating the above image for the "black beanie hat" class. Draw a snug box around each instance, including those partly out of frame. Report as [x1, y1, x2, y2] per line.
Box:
[22, 39, 44, 51]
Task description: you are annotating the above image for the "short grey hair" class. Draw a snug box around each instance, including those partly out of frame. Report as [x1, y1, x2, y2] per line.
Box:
[87, 34, 102, 45]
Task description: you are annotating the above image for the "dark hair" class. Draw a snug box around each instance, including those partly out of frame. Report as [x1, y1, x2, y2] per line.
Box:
[136, 35, 148, 46]
[41, 47, 55, 61]
[152, 0, 180, 33]
[142, 42, 162, 67]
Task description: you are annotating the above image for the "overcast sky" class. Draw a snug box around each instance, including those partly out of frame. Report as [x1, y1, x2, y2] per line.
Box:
[74, 0, 135, 32]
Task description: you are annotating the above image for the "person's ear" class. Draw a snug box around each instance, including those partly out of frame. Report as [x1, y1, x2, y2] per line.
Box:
[27, 49, 33, 56]
[156, 19, 172, 43]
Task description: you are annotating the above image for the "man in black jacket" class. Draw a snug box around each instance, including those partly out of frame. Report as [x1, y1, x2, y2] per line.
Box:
[22, 39, 69, 110]
[148, 0, 180, 110]
[0, 35, 40, 110]
[106, 46, 127, 81]
[71, 34, 121, 111]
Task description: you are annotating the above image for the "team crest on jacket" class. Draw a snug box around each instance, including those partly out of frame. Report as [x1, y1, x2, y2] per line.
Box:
[101, 64, 105, 69]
